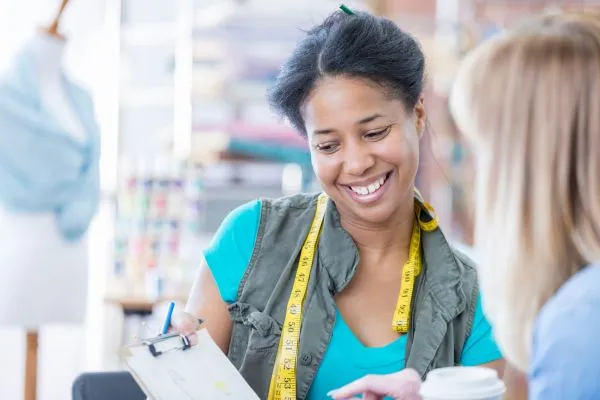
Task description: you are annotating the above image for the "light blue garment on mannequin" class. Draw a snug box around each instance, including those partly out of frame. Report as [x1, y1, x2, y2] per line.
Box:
[0, 40, 100, 242]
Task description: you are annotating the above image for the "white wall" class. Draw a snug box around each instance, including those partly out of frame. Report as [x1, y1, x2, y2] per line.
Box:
[0, 0, 105, 76]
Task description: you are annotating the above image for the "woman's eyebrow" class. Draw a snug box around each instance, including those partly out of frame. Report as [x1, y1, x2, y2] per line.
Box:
[356, 113, 384, 125]
[313, 113, 386, 135]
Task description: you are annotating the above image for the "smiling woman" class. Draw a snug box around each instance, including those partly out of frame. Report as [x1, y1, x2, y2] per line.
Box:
[170, 7, 504, 400]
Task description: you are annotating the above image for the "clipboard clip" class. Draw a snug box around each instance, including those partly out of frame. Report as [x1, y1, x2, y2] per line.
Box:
[142, 333, 192, 358]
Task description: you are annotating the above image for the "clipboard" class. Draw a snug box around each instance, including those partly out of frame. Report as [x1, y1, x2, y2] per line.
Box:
[119, 328, 260, 400]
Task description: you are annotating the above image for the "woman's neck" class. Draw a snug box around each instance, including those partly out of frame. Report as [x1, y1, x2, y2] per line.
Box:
[340, 197, 415, 263]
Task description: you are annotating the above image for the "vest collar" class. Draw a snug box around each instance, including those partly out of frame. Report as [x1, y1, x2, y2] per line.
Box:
[317, 194, 467, 319]
[420, 226, 468, 320]
[317, 198, 359, 294]
[414, 193, 468, 320]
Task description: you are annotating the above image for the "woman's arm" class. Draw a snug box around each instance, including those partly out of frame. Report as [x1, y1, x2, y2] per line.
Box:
[171, 200, 262, 352]
[481, 361, 528, 400]
[328, 363, 528, 400]
[182, 257, 233, 353]
[479, 359, 505, 377]
[503, 363, 529, 400]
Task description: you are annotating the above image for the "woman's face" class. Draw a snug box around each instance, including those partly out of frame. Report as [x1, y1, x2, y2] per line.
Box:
[303, 76, 425, 225]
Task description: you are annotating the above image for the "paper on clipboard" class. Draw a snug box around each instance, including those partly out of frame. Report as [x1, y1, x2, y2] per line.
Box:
[119, 329, 260, 400]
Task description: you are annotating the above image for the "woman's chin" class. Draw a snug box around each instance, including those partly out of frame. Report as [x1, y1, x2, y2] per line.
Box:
[347, 201, 399, 226]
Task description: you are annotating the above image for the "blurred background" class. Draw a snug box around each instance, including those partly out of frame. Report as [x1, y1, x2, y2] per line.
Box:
[0, 0, 597, 398]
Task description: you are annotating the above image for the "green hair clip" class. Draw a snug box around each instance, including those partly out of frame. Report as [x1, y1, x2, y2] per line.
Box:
[339, 4, 355, 15]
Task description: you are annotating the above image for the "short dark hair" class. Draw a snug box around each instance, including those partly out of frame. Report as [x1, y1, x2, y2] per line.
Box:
[267, 10, 426, 136]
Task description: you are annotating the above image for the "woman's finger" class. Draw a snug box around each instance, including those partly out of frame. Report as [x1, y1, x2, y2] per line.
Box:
[170, 311, 203, 336]
[166, 327, 198, 346]
[167, 311, 201, 347]
[328, 375, 393, 399]
[328, 369, 421, 400]
[185, 331, 199, 346]
[363, 391, 383, 400]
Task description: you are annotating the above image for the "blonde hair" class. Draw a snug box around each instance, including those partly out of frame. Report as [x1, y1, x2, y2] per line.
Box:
[450, 11, 600, 372]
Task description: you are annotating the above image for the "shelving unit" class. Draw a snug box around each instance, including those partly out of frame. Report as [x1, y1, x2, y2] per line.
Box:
[104, 0, 198, 301]
[186, 0, 367, 170]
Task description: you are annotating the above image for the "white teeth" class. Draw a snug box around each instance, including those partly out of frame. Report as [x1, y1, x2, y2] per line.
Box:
[350, 175, 387, 195]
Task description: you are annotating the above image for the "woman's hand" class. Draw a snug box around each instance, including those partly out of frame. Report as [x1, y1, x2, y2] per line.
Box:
[169, 310, 203, 345]
[327, 369, 422, 400]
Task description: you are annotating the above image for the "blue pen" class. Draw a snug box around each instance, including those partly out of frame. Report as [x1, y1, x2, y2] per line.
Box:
[161, 301, 175, 335]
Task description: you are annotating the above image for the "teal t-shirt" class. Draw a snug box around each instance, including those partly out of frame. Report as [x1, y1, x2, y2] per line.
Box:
[203, 201, 503, 399]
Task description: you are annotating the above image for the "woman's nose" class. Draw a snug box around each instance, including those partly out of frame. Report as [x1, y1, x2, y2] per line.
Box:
[343, 143, 376, 176]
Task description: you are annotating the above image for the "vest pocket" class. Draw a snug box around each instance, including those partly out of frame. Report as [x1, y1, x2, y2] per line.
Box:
[246, 311, 282, 351]
[229, 302, 282, 352]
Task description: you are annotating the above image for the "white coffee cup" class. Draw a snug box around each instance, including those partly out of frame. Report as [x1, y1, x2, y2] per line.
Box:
[419, 366, 506, 400]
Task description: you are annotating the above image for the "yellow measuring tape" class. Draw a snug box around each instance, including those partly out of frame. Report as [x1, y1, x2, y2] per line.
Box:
[391, 202, 438, 333]
[268, 192, 439, 400]
[268, 193, 328, 400]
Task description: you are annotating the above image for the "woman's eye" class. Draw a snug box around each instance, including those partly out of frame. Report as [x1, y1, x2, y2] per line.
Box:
[364, 126, 391, 140]
[315, 142, 339, 154]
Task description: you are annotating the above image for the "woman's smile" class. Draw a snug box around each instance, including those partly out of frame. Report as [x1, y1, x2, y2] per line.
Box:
[340, 170, 394, 205]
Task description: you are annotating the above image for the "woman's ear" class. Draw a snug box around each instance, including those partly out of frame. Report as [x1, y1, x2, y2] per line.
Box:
[414, 96, 426, 138]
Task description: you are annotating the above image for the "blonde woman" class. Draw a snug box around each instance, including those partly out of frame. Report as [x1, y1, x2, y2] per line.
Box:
[330, 11, 600, 400]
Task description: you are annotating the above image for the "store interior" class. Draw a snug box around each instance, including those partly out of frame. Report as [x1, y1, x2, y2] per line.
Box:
[0, 0, 596, 399]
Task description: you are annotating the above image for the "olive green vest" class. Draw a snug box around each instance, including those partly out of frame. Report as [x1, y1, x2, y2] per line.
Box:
[226, 193, 479, 399]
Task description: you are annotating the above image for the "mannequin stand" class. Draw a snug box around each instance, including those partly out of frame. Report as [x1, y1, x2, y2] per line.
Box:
[24, 329, 38, 400]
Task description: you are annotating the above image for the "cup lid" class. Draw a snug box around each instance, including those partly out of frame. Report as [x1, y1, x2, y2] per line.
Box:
[419, 366, 506, 399]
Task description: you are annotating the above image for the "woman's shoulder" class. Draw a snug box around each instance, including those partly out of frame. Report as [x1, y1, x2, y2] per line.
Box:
[529, 264, 600, 399]
[202, 193, 321, 303]
[445, 242, 478, 286]
[445, 243, 480, 309]
[538, 263, 600, 320]
[261, 192, 321, 210]
[536, 264, 600, 331]
[217, 192, 320, 229]
[449, 243, 478, 269]
[259, 193, 324, 228]
[202, 200, 262, 303]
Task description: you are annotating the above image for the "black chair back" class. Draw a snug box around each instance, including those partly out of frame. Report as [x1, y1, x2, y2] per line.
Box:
[72, 371, 145, 400]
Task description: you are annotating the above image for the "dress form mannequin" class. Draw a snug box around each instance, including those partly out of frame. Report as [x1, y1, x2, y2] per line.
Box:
[0, 1, 99, 398]
[0, 22, 89, 329]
